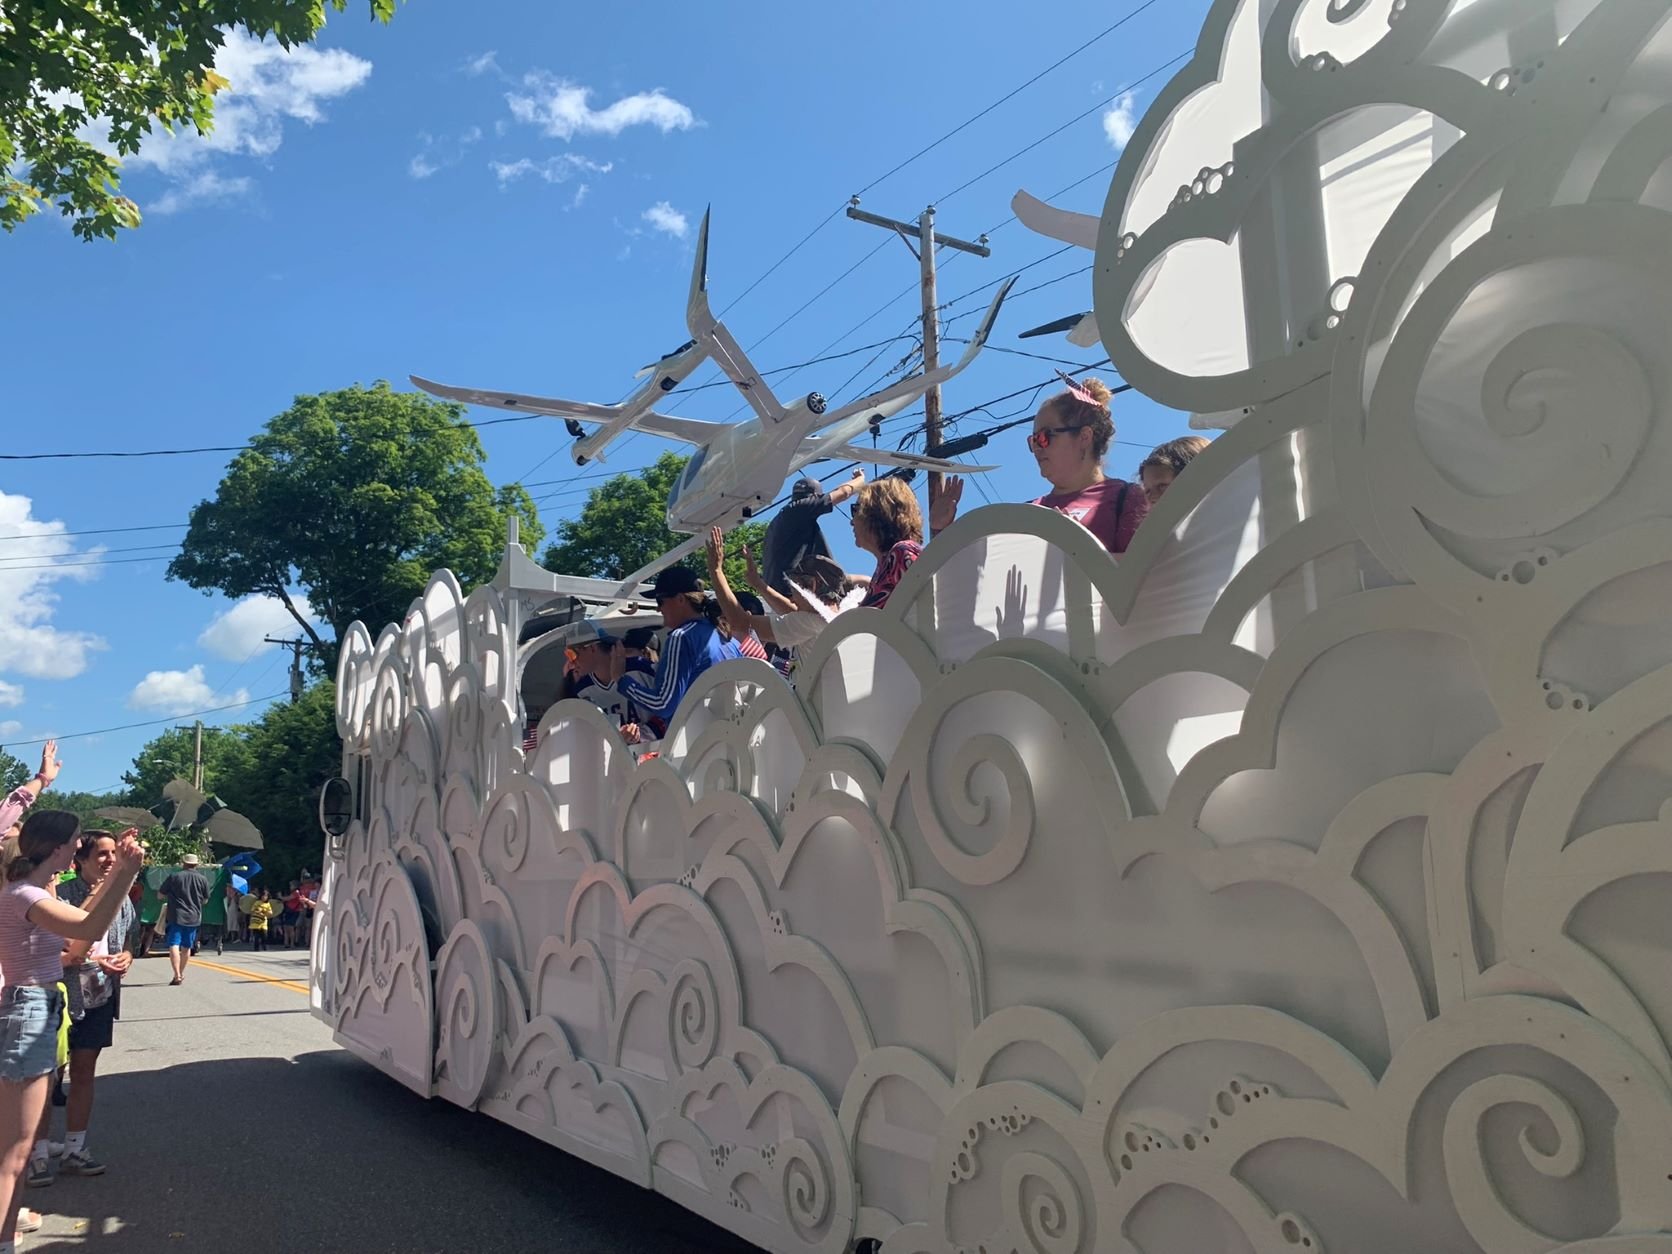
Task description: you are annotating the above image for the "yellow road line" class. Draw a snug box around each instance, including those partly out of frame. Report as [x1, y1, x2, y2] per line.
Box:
[189, 957, 311, 995]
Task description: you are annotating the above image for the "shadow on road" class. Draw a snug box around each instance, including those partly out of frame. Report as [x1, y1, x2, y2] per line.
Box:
[27, 1050, 762, 1254]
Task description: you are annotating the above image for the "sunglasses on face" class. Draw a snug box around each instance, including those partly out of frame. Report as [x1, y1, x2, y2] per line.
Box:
[1027, 425, 1082, 452]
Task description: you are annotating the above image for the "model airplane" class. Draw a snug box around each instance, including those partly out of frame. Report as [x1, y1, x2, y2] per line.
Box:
[415, 209, 1011, 603]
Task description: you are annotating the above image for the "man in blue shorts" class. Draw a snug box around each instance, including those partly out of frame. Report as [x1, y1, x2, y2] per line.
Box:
[158, 853, 210, 986]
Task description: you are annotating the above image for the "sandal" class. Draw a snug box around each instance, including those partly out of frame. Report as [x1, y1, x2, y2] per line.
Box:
[19, 1206, 42, 1232]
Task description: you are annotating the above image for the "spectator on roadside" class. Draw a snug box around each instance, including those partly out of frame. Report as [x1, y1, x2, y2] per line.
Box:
[929, 374, 1148, 556]
[247, 890, 276, 952]
[579, 567, 740, 725]
[760, 470, 865, 595]
[0, 814, 142, 1249]
[158, 853, 210, 987]
[282, 882, 305, 948]
[1, 743, 62, 842]
[32, 831, 137, 1188]
[852, 477, 924, 610]
[1138, 435, 1212, 508]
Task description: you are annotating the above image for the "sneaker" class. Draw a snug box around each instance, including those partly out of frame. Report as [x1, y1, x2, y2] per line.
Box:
[60, 1150, 105, 1177]
[25, 1157, 52, 1187]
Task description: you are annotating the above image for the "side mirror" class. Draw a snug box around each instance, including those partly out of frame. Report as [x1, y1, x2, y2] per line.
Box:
[318, 777, 354, 841]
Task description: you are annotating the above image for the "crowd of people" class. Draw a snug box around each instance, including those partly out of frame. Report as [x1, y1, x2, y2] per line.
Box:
[0, 742, 318, 1251]
[538, 378, 1211, 749]
[0, 742, 143, 1251]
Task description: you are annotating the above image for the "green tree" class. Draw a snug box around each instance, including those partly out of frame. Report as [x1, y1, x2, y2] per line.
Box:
[120, 688, 339, 886]
[121, 725, 254, 808]
[215, 682, 340, 887]
[541, 451, 766, 592]
[2, 1, 399, 242]
[168, 383, 542, 668]
[0, 749, 27, 795]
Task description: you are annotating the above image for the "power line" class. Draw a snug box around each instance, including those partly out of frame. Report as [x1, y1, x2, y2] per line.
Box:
[0, 411, 549, 463]
[0, 522, 188, 542]
[1, 693, 291, 747]
[932, 50, 1191, 207]
[852, 0, 1168, 198]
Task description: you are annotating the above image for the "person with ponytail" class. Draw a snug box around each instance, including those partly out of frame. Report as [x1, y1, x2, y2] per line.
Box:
[0, 814, 142, 1253]
[579, 565, 741, 724]
[929, 373, 1148, 556]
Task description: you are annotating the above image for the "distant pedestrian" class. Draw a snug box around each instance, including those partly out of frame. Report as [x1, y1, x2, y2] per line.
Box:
[281, 882, 304, 948]
[247, 890, 275, 951]
[0, 814, 142, 1250]
[158, 854, 210, 986]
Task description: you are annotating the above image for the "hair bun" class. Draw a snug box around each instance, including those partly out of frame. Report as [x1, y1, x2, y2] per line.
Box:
[1080, 376, 1114, 407]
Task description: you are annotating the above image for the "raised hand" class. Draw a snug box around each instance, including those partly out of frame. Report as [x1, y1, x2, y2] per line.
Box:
[705, 525, 725, 574]
[38, 739, 62, 786]
[114, 829, 145, 872]
[929, 475, 964, 535]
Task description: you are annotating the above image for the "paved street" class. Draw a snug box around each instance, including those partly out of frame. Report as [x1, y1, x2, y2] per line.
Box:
[23, 946, 760, 1254]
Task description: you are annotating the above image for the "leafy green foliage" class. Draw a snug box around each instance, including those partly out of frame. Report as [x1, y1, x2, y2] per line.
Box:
[1, 1, 399, 241]
[139, 825, 207, 868]
[0, 749, 27, 795]
[121, 685, 339, 887]
[41, 790, 133, 826]
[541, 451, 765, 591]
[168, 382, 542, 670]
[120, 725, 253, 808]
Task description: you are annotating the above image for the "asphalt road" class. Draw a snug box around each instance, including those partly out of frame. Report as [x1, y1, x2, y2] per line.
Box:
[23, 945, 762, 1254]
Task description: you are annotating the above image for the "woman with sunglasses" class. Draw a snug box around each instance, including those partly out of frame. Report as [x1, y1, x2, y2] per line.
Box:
[928, 375, 1147, 555]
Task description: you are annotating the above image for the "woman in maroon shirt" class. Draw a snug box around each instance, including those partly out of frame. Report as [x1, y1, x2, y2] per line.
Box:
[929, 374, 1147, 555]
[850, 477, 924, 610]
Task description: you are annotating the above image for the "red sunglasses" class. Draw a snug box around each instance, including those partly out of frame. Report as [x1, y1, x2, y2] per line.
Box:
[1027, 425, 1082, 452]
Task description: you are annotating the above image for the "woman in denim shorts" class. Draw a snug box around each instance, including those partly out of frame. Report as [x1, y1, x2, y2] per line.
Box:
[0, 813, 142, 1253]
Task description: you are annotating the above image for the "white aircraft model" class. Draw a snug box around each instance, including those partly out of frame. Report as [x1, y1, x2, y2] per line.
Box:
[413, 210, 1011, 586]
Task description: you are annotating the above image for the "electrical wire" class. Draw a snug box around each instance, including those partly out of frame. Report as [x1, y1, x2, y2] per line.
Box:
[2, 693, 293, 747]
[852, 0, 1169, 199]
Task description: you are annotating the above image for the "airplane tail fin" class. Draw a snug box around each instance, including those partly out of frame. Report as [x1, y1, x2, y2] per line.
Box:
[686, 206, 714, 332]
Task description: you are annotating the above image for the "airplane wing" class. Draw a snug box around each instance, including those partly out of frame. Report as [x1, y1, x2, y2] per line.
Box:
[684, 208, 784, 424]
[802, 443, 998, 474]
[410, 375, 622, 424]
[1011, 189, 1099, 251]
[634, 412, 724, 446]
[801, 275, 1016, 453]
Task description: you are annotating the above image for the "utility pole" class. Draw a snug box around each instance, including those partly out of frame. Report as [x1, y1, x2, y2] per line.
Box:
[192, 720, 204, 791]
[846, 198, 990, 504]
[264, 636, 322, 703]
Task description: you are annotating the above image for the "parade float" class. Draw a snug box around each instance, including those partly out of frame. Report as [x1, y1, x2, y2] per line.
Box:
[314, 1, 1672, 1249]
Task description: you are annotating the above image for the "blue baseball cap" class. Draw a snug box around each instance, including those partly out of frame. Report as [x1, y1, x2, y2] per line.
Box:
[571, 620, 617, 645]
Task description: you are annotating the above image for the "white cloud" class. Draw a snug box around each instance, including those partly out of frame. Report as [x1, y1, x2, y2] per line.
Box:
[93, 29, 372, 211]
[197, 594, 315, 662]
[642, 201, 688, 237]
[463, 51, 500, 77]
[491, 154, 611, 186]
[149, 169, 253, 214]
[408, 152, 440, 179]
[568, 183, 590, 210]
[0, 682, 21, 708]
[0, 721, 20, 738]
[0, 492, 108, 680]
[506, 74, 695, 140]
[128, 665, 249, 716]
[1103, 91, 1138, 150]
[461, 126, 483, 145]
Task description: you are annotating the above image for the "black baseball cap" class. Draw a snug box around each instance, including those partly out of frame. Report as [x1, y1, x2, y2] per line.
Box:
[791, 477, 820, 500]
[649, 565, 703, 601]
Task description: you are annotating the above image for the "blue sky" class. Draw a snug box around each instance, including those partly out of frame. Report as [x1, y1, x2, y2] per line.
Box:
[3, 0, 1212, 799]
